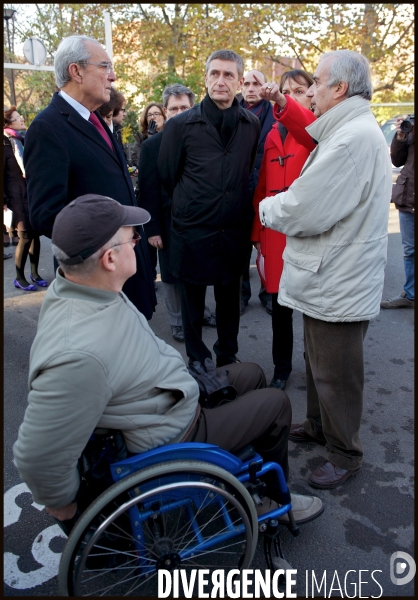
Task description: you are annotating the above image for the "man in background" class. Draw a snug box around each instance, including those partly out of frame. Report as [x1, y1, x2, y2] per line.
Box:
[138, 83, 216, 342]
[381, 115, 414, 308]
[239, 69, 275, 315]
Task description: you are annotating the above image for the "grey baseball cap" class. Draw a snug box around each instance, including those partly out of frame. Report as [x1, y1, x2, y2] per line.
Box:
[52, 194, 150, 265]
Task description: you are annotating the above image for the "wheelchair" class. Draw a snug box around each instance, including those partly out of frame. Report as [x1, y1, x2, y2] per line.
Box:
[58, 430, 299, 596]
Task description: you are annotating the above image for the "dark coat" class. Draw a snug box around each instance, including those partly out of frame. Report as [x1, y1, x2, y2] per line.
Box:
[158, 102, 260, 285]
[138, 132, 176, 284]
[23, 92, 156, 318]
[3, 135, 32, 231]
[113, 123, 128, 161]
[131, 131, 146, 170]
[391, 131, 414, 213]
[239, 98, 275, 196]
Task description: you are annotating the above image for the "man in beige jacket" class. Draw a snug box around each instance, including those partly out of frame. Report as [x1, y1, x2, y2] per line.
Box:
[258, 50, 392, 489]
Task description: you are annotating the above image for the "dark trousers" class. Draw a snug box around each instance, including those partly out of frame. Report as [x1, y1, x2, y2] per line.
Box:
[271, 293, 293, 380]
[303, 315, 369, 470]
[178, 278, 241, 364]
[185, 362, 291, 492]
[147, 244, 158, 280]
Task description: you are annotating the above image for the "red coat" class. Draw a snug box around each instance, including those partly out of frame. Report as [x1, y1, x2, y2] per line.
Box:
[251, 96, 316, 293]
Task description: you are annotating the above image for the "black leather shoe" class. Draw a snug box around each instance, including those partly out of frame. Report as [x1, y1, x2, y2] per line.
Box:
[202, 313, 216, 327]
[269, 378, 287, 390]
[289, 423, 326, 445]
[4, 252, 12, 260]
[216, 355, 241, 368]
[263, 300, 273, 315]
[171, 325, 184, 342]
[309, 461, 361, 489]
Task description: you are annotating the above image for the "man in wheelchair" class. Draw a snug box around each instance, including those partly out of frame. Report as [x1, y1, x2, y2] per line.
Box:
[13, 194, 323, 537]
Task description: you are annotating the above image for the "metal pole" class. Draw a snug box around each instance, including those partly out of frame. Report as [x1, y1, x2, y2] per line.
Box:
[4, 63, 55, 71]
[104, 11, 113, 62]
[5, 17, 16, 105]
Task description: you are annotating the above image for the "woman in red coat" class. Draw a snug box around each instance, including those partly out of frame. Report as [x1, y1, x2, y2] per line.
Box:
[251, 70, 316, 389]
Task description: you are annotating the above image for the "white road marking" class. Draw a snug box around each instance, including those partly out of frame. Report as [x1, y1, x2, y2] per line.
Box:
[4, 484, 67, 589]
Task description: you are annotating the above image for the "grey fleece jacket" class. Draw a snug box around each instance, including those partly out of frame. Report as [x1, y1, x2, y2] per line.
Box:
[13, 270, 199, 508]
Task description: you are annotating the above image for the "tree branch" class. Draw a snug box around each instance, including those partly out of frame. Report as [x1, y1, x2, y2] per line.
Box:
[161, 7, 172, 28]
[138, 4, 150, 21]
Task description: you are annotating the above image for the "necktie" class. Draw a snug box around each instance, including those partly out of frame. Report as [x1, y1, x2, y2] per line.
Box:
[89, 112, 114, 151]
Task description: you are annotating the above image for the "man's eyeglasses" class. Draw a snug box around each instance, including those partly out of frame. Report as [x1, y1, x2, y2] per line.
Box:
[100, 230, 141, 258]
[147, 112, 162, 119]
[79, 61, 114, 74]
[167, 106, 190, 113]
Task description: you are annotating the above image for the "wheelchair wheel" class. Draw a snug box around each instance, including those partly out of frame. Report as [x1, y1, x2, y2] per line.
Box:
[59, 460, 258, 596]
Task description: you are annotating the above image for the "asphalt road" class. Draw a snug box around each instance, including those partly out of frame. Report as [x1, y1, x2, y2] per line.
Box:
[3, 203, 414, 596]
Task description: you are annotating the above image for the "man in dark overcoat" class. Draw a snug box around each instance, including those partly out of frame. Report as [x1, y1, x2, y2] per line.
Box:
[138, 83, 215, 343]
[23, 34, 156, 318]
[158, 50, 260, 367]
[239, 69, 275, 315]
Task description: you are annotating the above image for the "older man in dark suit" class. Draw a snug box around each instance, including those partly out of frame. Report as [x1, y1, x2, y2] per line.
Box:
[23, 34, 156, 318]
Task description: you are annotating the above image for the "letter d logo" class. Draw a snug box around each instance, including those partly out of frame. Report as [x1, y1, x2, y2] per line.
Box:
[390, 551, 416, 585]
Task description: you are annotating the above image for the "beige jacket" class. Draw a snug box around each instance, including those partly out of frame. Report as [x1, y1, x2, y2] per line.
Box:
[259, 96, 392, 321]
[13, 271, 199, 508]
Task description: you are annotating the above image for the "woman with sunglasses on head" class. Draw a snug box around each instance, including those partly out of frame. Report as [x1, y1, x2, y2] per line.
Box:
[4, 106, 47, 290]
[251, 69, 317, 390]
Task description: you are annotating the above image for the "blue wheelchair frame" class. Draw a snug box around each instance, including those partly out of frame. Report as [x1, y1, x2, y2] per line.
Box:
[108, 442, 296, 572]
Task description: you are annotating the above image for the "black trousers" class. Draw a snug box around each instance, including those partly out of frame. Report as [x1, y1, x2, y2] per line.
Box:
[271, 293, 293, 380]
[178, 278, 241, 364]
[185, 362, 291, 494]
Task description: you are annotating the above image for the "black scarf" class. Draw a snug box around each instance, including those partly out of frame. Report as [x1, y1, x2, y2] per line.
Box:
[201, 93, 240, 148]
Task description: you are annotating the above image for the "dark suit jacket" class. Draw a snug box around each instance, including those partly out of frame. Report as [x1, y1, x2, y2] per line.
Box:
[24, 92, 156, 318]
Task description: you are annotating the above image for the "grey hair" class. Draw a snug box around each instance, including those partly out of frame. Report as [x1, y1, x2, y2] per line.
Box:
[54, 35, 102, 88]
[162, 83, 196, 108]
[51, 228, 124, 277]
[205, 50, 244, 79]
[321, 50, 373, 100]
